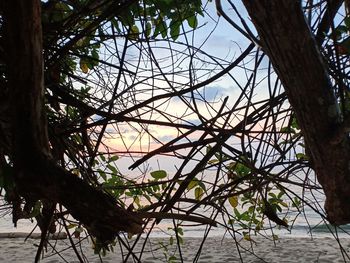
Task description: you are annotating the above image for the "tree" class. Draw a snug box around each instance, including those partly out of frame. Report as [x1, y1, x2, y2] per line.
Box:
[1, 0, 350, 262]
[3, 0, 143, 253]
[241, 0, 350, 225]
[1, 0, 215, 261]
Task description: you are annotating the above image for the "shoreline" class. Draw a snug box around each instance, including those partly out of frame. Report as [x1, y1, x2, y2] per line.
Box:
[0, 232, 67, 239]
[0, 235, 349, 262]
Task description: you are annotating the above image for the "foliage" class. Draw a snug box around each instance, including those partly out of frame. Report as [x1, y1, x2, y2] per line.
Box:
[1, 0, 349, 262]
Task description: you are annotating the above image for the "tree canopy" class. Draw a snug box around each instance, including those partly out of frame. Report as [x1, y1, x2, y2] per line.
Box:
[1, 0, 350, 261]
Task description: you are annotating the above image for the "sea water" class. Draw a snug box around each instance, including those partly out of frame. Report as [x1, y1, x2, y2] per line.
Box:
[2, 199, 349, 239]
[1, 175, 349, 239]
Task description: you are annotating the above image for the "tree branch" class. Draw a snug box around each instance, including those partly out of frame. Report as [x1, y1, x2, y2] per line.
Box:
[242, 0, 350, 225]
[3, 0, 143, 246]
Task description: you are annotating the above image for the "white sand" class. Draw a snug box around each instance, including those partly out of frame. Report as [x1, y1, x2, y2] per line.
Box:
[0, 235, 349, 262]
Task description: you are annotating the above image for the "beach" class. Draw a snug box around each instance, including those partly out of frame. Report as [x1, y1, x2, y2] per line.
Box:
[0, 235, 349, 262]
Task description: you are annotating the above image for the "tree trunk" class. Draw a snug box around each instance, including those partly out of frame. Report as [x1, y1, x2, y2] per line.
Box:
[242, 0, 350, 224]
[3, 0, 142, 243]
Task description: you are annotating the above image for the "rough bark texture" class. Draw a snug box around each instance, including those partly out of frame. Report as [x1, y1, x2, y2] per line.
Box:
[3, 0, 142, 243]
[242, 0, 350, 224]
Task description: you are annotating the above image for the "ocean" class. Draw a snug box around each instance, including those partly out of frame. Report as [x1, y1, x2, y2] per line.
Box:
[1, 197, 350, 239]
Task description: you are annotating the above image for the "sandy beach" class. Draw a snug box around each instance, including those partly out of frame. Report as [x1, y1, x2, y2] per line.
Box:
[0, 235, 349, 262]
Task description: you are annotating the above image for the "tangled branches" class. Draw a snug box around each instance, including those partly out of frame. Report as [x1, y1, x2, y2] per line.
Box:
[1, 0, 350, 262]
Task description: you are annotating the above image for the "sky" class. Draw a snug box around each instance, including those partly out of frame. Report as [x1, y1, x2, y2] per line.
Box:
[1, 0, 336, 237]
[92, 1, 275, 176]
[75, 1, 296, 178]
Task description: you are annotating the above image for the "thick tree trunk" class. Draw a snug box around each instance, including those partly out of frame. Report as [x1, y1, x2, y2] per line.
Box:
[3, 0, 142, 243]
[242, 0, 350, 224]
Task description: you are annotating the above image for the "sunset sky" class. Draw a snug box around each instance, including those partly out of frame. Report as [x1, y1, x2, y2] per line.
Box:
[84, 1, 284, 176]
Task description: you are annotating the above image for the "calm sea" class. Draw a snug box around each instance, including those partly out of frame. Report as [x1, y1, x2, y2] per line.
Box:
[1, 198, 350, 239]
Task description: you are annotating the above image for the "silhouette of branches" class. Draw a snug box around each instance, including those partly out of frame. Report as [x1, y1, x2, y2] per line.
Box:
[1, 0, 350, 262]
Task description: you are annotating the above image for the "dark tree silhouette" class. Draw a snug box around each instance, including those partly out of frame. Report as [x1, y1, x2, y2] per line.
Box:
[3, 0, 143, 250]
[1, 0, 350, 262]
[242, 0, 350, 225]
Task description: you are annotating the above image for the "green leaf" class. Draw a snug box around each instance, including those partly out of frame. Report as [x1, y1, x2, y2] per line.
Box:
[235, 162, 251, 177]
[150, 170, 167, 180]
[334, 29, 344, 40]
[187, 178, 198, 190]
[134, 196, 141, 208]
[28, 201, 42, 218]
[154, 18, 168, 38]
[168, 255, 177, 262]
[280, 201, 288, 208]
[187, 15, 198, 29]
[240, 211, 251, 221]
[233, 207, 241, 218]
[292, 197, 301, 208]
[176, 227, 184, 236]
[160, 21, 168, 38]
[243, 233, 253, 241]
[108, 155, 119, 162]
[255, 222, 262, 231]
[277, 190, 285, 199]
[145, 22, 152, 37]
[345, 17, 350, 29]
[107, 164, 118, 175]
[198, 181, 206, 191]
[91, 49, 99, 60]
[151, 183, 161, 192]
[67, 223, 78, 229]
[208, 159, 219, 164]
[97, 169, 107, 181]
[129, 25, 139, 40]
[268, 192, 277, 199]
[296, 153, 308, 160]
[248, 205, 255, 213]
[79, 59, 89, 74]
[111, 18, 120, 32]
[275, 204, 282, 212]
[194, 187, 204, 200]
[206, 145, 212, 154]
[228, 195, 238, 208]
[170, 21, 180, 40]
[75, 227, 84, 233]
[291, 116, 299, 129]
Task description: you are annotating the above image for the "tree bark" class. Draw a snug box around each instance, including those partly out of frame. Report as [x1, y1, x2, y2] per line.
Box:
[242, 0, 350, 224]
[3, 0, 142, 243]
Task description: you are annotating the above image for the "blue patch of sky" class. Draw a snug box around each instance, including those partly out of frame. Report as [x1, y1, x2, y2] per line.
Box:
[195, 1, 254, 53]
[185, 118, 202, 126]
[91, 114, 103, 122]
[200, 85, 225, 101]
[158, 134, 174, 142]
